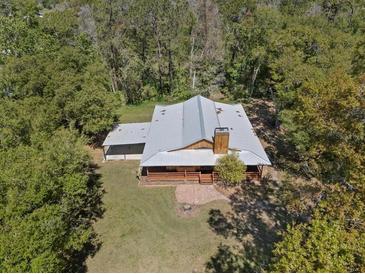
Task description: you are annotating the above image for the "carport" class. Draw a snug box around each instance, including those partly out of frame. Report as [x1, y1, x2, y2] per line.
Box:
[102, 122, 150, 160]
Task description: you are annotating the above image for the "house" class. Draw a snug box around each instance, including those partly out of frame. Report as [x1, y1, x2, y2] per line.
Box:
[102, 95, 271, 184]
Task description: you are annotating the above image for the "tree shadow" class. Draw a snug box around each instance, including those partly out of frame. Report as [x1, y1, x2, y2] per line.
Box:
[243, 99, 277, 146]
[67, 162, 106, 272]
[244, 99, 313, 179]
[206, 99, 322, 272]
[207, 176, 293, 272]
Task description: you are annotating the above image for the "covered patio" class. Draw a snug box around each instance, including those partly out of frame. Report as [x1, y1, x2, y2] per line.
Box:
[102, 122, 150, 160]
[141, 165, 263, 185]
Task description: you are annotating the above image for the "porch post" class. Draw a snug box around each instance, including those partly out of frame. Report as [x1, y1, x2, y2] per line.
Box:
[258, 165, 263, 179]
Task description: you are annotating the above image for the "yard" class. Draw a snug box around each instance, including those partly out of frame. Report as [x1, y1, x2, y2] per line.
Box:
[86, 154, 231, 272]
[86, 98, 311, 272]
[86, 101, 232, 272]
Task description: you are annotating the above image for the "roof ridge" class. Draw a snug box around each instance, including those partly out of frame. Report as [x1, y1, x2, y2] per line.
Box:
[197, 95, 206, 139]
[182, 98, 185, 147]
[213, 101, 221, 128]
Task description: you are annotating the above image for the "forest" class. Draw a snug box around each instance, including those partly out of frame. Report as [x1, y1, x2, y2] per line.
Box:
[0, 0, 364, 272]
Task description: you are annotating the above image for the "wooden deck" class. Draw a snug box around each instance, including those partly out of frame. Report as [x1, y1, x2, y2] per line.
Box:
[143, 168, 262, 184]
[145, 171, 219, 184]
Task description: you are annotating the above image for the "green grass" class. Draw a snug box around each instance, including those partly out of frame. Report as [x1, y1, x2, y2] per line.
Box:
[88, 96, 234, 271]
[115, 95, 235, 124]
[117, 101, 158, 123]
[86, 159, 231, 272]
[117, 98, 186, 123]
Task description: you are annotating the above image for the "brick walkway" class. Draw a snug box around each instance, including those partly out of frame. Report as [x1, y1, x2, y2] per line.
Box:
[175, 184, 229, 205]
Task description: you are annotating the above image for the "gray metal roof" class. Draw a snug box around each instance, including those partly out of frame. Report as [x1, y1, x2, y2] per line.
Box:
[142, 150, 270, 167]
[102, 122, 150, 146]
[141, 95, 271, 166]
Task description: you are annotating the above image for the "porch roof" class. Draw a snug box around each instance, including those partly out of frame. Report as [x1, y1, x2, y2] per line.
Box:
[141, 149, 269, 167]
[102, 122, 150, 146]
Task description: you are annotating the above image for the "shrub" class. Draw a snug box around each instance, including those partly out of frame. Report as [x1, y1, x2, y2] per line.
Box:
[215, 153, 246, 185]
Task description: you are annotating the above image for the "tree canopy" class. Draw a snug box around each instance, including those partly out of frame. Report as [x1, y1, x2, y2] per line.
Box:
[210, 0, 365, 271]
[1, 0, 364, 271]
[0, 0, 110, 271]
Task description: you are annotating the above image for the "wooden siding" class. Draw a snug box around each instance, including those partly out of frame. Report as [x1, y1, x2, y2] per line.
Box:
[142, 165, 264, 185]
[213, 132, 229, 154]
[172, 139, 213, 151]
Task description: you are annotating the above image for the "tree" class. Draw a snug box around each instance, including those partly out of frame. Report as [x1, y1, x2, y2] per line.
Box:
[0, 3, 108, 271]
[217, 1, 279, 98]
[0, 130, 103, 272]
[209, 2, 365, 272]
[271, 184, 365, 272]
[352, 38, 365, 76]
[0, 5, 118, 140]
[0, 97, 60, 149]
[215, 153, 246, 185]
[92, 0, 196, 103]
[271, 218, 365, 272]
[278, 69, 365, 182]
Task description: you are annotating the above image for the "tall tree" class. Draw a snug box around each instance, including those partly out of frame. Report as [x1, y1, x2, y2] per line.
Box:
[0, 130, 103, 272]
[0, 2, 118, 140]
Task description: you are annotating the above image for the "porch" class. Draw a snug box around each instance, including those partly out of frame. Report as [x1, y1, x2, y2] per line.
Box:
[141, 165, 263, 185]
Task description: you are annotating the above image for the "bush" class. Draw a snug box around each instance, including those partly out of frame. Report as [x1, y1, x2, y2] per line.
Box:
[215, 153, 246, 185]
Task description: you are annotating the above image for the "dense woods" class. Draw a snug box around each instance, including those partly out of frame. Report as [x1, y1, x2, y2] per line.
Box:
[0, 0, 364, 272]
[0, 0, 113, 271]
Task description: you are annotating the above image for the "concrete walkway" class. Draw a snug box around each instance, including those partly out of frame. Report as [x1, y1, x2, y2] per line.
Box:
[175, 184, 229, 205]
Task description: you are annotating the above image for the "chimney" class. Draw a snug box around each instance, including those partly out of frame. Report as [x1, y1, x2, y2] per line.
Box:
[213, 127, 229, 154]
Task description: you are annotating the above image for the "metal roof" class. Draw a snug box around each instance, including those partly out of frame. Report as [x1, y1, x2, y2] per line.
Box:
[140, 95, 271, 166]
[142, 150, 270, 167]
[102, 122, 150, 146]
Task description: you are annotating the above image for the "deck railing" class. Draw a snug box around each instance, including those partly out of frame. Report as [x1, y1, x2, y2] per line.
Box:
[146, 171, 219, 184]
[145, 169, 261, 184]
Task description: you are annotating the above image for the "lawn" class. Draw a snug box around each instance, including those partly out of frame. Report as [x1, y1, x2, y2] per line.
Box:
[117, 100, 158, 123]
[117, 98, 186, 123]
[86, 101, 231, 272]
[116, 96, 233, 124]
[86, 157, 231, 272]
[86, 97, 308, 272]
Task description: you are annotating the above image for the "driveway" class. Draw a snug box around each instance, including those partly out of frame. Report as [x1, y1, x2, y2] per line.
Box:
[175, 184, 229, 205]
